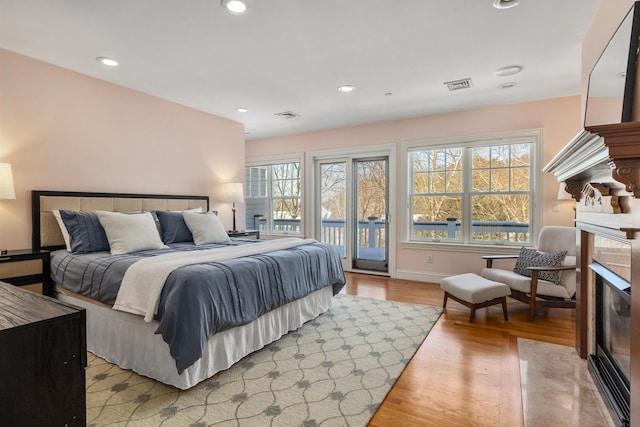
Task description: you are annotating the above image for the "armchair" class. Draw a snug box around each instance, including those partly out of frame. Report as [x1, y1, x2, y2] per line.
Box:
[481, 226, 577, 321]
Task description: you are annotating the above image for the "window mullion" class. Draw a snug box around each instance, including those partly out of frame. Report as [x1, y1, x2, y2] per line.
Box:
[268, 165, 274, 234]
[462, 146, 472, 244]
[408, 152, 417, 241]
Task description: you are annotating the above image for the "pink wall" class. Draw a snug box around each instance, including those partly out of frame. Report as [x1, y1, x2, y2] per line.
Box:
[247, 96, 581, 280]
[0, 49, 246, 250]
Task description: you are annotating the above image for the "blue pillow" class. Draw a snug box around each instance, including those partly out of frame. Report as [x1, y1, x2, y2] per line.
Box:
[59, 210, 110, 254]
[156, 211, 193, 244]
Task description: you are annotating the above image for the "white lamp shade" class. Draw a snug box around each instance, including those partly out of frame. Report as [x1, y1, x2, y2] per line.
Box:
[0, 163, 16, 200]
[222, 183, 244, 203]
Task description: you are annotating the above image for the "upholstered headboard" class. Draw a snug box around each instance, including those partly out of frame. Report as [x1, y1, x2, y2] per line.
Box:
[32, 190, 209, 251]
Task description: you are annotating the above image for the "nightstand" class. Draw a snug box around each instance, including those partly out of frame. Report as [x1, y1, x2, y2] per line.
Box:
[0, 249, 53, 297]
[228, 229, 260, 239]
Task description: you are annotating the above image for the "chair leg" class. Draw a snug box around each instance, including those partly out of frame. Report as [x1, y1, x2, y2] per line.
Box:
[530, 271, 539, 321]
[529, 300, 536, 321]
[501, 297, 508, 321]
[469, 306, 476, 323]
[443, 292, 448, 308]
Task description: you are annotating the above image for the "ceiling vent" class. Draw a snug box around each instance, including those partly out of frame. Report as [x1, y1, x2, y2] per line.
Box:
[274, 111, 301, 119]
[444, 78, 473, 91]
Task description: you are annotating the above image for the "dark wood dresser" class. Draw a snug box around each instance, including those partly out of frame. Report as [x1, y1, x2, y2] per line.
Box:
[0, 281, 86, 426]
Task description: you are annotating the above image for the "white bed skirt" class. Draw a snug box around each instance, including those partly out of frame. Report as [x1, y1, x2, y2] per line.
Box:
[58, 286, 334, 389]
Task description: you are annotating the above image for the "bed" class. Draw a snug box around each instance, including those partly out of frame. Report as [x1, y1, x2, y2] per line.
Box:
[32, 190, 346, 389]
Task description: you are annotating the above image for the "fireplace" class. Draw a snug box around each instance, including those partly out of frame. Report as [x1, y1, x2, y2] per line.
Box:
[589, 262, 631, 427]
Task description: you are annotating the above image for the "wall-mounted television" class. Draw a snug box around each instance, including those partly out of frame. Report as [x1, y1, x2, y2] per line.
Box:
[585, 1, 640, 127]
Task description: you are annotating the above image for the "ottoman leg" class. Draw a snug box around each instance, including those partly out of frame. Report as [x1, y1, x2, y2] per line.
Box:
[501, 296, 509, 320]
[443, 292, 449, 308]
[469, 305, 476, 323]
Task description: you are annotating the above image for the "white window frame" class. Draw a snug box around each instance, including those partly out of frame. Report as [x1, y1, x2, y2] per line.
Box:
[245, 154, 304, 237]
[401, 129, 543, 253]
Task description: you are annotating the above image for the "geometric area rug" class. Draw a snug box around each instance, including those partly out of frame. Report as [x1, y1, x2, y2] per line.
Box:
[86, 294, 442, 426]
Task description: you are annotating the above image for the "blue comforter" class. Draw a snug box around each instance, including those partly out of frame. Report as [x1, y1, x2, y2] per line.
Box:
[51, 240, 346, 373]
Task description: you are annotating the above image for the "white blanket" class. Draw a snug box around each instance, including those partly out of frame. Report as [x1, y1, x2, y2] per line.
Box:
[113, 238, 317, 321]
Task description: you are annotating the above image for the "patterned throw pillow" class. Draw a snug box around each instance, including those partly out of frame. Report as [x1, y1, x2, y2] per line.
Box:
[513, 247, 567, 284]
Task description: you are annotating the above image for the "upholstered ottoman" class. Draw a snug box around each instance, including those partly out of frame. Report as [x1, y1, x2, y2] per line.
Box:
[440, 273, 511, 322]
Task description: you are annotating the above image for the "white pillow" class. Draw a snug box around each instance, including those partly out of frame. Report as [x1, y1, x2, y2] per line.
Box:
[183, 211, 231, 245]
[52, 209, 71, 251]
[96, 211, 167, 255]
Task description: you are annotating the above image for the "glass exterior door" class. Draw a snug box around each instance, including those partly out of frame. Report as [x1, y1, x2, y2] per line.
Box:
[317, 157, 388, 272]
[353, 158, 388, 272]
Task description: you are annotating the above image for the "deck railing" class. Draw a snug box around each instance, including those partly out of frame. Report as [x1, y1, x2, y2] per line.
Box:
[255, 217, 529, 260]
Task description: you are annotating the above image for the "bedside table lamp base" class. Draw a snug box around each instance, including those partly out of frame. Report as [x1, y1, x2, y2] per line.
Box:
[223, 182, 244, 234]
[229, 203, 238, 233]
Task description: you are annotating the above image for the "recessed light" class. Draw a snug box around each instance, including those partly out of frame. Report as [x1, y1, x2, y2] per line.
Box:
[221, 0, 248, 15]
[338, 85, 356, 93]
[493, 0, 519, 9]
[495, 65, 523, 77]
[97, 57, 118, 67]
[499, 82, 518, 89]
[236, 107, 248, 113]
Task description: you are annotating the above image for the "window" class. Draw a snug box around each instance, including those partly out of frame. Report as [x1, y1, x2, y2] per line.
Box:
[407, 132, 538, 246]
[245, 160, 302, 235]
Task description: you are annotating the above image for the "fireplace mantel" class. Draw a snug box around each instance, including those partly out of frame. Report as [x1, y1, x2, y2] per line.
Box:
[543, 122, 640, 200]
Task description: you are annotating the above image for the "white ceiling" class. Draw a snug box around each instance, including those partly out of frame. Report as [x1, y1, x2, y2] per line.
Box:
[0, 0, 600, 140]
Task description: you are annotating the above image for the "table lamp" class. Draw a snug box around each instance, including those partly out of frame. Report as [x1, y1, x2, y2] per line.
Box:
[222, 182, 244, 233]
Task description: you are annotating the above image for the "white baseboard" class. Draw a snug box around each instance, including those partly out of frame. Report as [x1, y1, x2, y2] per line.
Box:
[395, 269, 450, 284]
[346, 268, 390, 277]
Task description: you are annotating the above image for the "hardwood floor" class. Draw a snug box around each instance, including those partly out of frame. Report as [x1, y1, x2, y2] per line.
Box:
[341, 272, 576, 427]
